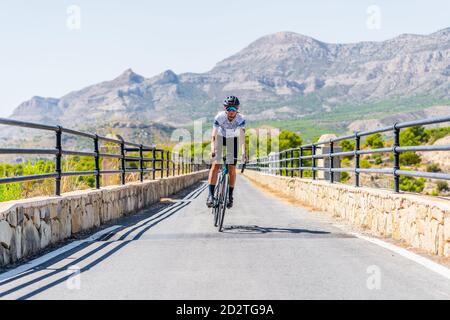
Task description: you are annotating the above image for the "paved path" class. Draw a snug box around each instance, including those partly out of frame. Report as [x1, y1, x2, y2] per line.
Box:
[1, 175, 450, 299]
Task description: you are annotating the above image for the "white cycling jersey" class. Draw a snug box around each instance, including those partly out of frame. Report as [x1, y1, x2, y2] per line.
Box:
[213, 111, 246, 138]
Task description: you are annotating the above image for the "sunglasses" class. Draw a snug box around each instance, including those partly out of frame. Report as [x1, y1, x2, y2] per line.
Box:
[226, 106, 238, 112]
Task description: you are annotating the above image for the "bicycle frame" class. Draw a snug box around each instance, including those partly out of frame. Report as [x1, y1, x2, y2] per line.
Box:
[212, 157, 246, 232]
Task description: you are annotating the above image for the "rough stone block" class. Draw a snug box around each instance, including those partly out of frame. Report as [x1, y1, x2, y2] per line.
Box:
[9, 226, 22, 262]
[444, 217, 450, 242]
[40, 220, 51, 249]
[32, 208, 41, 227]
[6, 209, 18, 227]
[0, 220, 13, 249]
[21, 219, 40, 257]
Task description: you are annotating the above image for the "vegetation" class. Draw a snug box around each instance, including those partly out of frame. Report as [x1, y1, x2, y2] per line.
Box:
[365, 133, 384, 149]
[426, 163, 441, 173]
[1, 120, 449, 202]
[398, 176, 426, 193]
[436, 180, 449, 193]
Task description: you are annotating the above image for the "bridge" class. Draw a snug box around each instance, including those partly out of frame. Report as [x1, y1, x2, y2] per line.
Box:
[0, 116, 449, 299]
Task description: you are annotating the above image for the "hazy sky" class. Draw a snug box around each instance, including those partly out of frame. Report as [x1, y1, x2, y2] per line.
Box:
[0, 0, 449, 117]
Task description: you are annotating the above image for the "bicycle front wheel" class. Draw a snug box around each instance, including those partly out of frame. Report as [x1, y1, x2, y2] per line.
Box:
[218, 174, 228, 232]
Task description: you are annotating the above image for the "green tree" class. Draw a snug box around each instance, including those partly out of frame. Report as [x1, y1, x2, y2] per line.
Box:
[365, 133, 384, 149]
[399, 176, 426, 193]
[278, 130, 302, 151]
[425, 126, 450, 144]
[398, 126, 429, 166]
[400, 126, 429, 146]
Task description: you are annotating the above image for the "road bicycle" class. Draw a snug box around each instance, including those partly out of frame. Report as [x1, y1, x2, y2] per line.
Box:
[212, 157, 246, 232]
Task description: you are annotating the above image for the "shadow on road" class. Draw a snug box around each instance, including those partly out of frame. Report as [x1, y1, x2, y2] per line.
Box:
[222, 225, 331, 235]
[0, 181, 208, 300]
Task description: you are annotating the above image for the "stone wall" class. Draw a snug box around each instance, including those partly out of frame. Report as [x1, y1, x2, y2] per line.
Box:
[0, 170, 209, 267]
[243, 170, 450, 257]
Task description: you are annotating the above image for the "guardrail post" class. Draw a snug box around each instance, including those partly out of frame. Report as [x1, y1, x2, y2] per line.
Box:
[172, 152, 176, 176]
[312, 144, 316, 180]
[276, 153, 279, 176]
[94, 135, 101, 189]
[139, 144, 144, 182]
[181, 156, 185, 175]
[393, 124, 400, 193]
[329, 141, 334, 183]
[290, 150, 294, 178]
[166, 151, 171, 177]
[152, 148, 156, 180]
[355, 134, 360, 187]
[161, 150, 164, 178]
[177, 155, 181, 176]
[299, 147, 303, 178]
[120, 140, 126, 185]
[55, 126, 62, 196]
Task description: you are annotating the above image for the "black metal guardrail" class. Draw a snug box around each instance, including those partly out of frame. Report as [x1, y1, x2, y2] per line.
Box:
[0, 118, 206, 196]
[246, 116, 450, 193]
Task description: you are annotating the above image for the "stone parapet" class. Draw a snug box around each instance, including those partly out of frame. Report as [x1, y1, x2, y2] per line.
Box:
[0, 170, 209, 267]
[243, 170, 450, 257]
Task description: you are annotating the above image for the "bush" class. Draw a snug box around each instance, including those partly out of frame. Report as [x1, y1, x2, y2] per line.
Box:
[400, 151, 421, 166]
[365, 133, 384, 149]
[398, 126, 428, 166]
[360, 159, 371, 169]
[373, 154, 383, 165]
[425, 126, 450, 144]
[426, 163, 441, 173]
[0, 184, 22, 202]
[436, 180, 449, 192]
[400, 126, 429, 146]
[340, 140, 355, 152]
[399, 176, 426, 193]
[340, 171, 350, 183]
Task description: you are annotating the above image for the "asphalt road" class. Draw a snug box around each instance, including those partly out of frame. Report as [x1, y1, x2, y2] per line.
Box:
[1, 175, 450, 300]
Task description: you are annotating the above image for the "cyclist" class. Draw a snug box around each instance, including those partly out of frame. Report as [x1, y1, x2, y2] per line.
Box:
[206, 96, 247, 209]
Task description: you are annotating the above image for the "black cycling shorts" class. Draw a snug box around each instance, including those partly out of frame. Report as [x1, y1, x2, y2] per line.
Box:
[213, 136, 238, 165]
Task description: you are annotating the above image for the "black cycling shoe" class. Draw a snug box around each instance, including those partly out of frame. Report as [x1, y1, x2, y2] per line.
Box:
[226, 197, 233, 209]
[206, 195, 214, 208]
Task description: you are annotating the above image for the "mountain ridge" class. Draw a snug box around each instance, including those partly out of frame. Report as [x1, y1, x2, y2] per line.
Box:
[5, 27, 450, 141]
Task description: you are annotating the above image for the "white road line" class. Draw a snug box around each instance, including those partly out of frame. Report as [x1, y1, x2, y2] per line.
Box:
[0, 225, 121, 284]
[352, 232, 450, 281]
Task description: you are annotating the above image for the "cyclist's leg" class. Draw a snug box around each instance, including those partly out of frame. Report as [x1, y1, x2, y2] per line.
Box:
[225, 137, 238, 208]
[208, 161, 220, 185]
[207, 137, 224, 207]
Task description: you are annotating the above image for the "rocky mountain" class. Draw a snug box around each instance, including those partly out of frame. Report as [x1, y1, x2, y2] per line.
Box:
[347, 105, 450, 132]
[5, 27, 450, 140]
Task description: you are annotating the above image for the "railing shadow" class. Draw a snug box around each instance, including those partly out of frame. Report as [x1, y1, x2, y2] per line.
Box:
[222, 225, 330, 235]
[0, 181, 207, 300]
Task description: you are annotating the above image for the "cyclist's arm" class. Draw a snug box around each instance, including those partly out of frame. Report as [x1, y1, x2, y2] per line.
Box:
[211, 127, 218, 156]
[239, 127, 246, 161]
